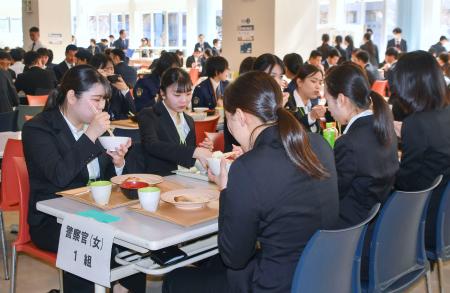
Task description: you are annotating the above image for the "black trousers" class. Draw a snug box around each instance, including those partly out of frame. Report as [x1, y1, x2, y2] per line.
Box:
[29, 215, 147, 293]
[162, 255, 230, 293]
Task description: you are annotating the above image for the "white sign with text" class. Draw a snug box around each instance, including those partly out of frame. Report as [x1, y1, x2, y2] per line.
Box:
[56, 214, 116, 287]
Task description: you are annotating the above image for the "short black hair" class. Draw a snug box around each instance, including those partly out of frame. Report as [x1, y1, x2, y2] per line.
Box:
[328, 48, 341, 59]
[36, 47, 50, 57]
[29, 26, 39, 33]
[90, 38, 96, 44]
[355, 50, 370, 63]
[110, 48, 126, 61]
[89, 53, 113, 69]
[213, 39, 219, 45]
[366, 28, 374, 34]
[119, 29, 126, 35]
[309, 50, 322, 59]
[385, 47, 399, 59]
[47, 49, 54, 64]
[0, 50, 11, 60]
[109, 35, 114, 38]
[321, 34, 330, 43]
[101, 38, 108, 43]
[393, 27, 402, 34]
[205, 56, 229, 78]
[438, 52, 449, 64]
[153, 52, 180, 77]
[283, 53, 303, 75]
[440, 36, 448, 42]
[23, 51, 40, 66]
[335, 35, 343, 45]
[65, 44, 78, 53]
[10, 48, 24, 61]
[238, 56, 256, 75]
[75, 49, 93, 62]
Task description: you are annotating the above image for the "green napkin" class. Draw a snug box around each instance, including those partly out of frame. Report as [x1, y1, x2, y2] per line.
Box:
[76, 209, 121, 223]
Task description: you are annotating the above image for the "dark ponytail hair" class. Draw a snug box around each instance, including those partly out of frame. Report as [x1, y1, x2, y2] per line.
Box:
[158, 67, 192, 101]
[44, 65, 111, 111]
[325, 63, 394, 146]
[223, 71, 329, 179]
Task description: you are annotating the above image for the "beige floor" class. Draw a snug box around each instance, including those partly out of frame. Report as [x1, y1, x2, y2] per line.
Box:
[0, 211, 449, 293]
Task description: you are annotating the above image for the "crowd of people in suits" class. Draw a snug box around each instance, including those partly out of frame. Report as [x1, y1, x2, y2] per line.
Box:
[0, 24, 449, 293]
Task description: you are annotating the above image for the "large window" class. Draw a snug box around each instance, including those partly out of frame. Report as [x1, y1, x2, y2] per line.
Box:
[441, 0, 450, 36]
[140, 11, 187, 49]
[153, 12, 166, 47]
[87, 13, 129, 41]
[320, 0, 330, 25]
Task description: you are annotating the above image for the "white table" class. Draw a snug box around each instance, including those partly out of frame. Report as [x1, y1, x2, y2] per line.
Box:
[36, 175, 219, 292]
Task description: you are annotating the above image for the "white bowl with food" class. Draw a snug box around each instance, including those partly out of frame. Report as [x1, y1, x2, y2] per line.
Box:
[98, 136, 130, 151]
[193, 107, 209, 113]
[161, 188, 220, 210]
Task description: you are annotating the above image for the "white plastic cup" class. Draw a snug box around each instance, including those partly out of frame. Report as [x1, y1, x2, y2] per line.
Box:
[138, 187, 160, 212]
[206, 158, 231, 176]
[90, 181, 112, 206]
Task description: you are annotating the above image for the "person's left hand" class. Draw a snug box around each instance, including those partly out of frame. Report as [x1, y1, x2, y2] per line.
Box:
[282, 92, 290, 107]
[310, 105, 326, 120]
[199, 137, 214, 151]
[111, 76, 129, 91]
[208, 158, 228, 190]
[107, 138, 132, 168]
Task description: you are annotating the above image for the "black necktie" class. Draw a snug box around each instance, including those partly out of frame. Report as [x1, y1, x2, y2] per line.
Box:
[31, 42, 35, 51]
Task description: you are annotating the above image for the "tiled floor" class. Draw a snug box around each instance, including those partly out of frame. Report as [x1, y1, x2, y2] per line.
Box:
[0, 210, 449, 293]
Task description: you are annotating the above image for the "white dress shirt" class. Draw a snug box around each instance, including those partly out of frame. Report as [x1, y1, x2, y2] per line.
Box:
[293, 89, 317, 132]
[343, 110, 373, 135]
[27, 40, 44, 52]
[61, 112, 124, 179]
[163, 101, 190, 143]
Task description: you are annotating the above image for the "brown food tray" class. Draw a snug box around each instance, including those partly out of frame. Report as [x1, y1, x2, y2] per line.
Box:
[111, 119, 139, 129]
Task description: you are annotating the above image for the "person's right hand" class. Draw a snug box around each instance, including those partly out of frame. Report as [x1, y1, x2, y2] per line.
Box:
[193, 147, 213, 168]
[85, 112, 111, 142]
[310, 105, 326, 120]
[231, 144, 244, 158]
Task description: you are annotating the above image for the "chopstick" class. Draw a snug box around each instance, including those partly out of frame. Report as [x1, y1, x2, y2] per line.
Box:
[222, 151, 237, 159]
[88, 101, 115, 137]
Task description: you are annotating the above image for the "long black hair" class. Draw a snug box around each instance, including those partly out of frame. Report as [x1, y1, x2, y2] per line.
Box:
[391, 51, 449, 113]
[325, 62, 395, 146]
[44, 65, 111, 111]
[253, 53, 285, 75]
[223, 71, 328, 179]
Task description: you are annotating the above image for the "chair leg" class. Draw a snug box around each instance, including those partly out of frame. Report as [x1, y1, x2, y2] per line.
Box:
[9, 246, 17, 293]
[437, 259, 445, 293]
[58, 269, 64, 293]
[0, 211, 9, 280]
[426, 269, 433, 293]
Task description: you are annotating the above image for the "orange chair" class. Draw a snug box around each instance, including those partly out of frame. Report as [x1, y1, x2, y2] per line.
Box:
[371, 80, 388, 97]
[0, 139, 23, 280]
[194, 116, 219, 145]
[9, 156, 62, 293]
[189, 68, 200, 85]
[26, 95, 49, 106]
[205, 131, 225, 152]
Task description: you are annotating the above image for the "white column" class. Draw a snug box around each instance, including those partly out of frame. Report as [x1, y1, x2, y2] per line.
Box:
[196, 0, 217, 45]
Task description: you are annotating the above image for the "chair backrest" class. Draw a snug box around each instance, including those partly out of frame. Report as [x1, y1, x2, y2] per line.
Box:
[368, 175, 443, 292]
[11, 156, 31, 245]
[0, 139, 24, 209]
[435, 181, 450, 260]
[371, 80, 388, 97]
[189, 68, 200, 85]
[17, 105, 43, 130]
[291, 204, 381, 293]
[0, 110, 18, 132]
[205, 131, 225, 152]
[194, 116, 219, 145]
[26, 95, 48, 106]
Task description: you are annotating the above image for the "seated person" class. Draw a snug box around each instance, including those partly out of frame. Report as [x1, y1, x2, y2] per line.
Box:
[110, 48, 138, 88]
[191, 56, 229, 110]
[353, 50, 380, 86]
[306, 49, 324, 72]
[322, 48, 341, 72]
[133, 52, 180, 112]
[75, 48, 93, 65]
[185, 48, 203, 68]
[15, 51, 55, 95]
[163, 71, 339, 293]
[283, 52, 303, 95]
[22, 65, 146, 293]
[324, 63, 399, 226]
[90, 53, 136, 120]
[138, 68, 213, 176]
[285, 64, 326, 133]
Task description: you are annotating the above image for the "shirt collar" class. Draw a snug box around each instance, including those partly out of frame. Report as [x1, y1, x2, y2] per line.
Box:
[210, 78, 220, 93]
[60, 110, 86, 137]
[293, 90, 311, 111]
[343, 109, 373, 134]
[65, 60, 73, 68]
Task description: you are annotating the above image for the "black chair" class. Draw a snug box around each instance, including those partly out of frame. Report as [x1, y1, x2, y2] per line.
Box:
[0, 110, 18, 132]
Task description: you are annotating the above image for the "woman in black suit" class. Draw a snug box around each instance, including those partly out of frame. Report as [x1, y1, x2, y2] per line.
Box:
[163, 71, 339, 292]
[138, 68, 213, 176]
[360, 33, 379, 66]
[89, 53, 136, 120]
[391, 51, 450, 250]
[285, 64, 326, 133]
[324, 62, 399, 226]
[22, 65, 146, 292]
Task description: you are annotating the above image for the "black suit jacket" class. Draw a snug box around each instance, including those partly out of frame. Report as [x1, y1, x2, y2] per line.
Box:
[53, 61, 70, 83]
[0, 69, 19, 113]
[191, 78, 229, 110]
[114, 61, 138, 88]
[285, 93, 321, 133]
[22, 109, 116, 227]
[335, 115, 399, 226]
[14, 66, 55, 95]
[106, 86, 136, 120]
[364, 63, 381, 86]
[194, 42, 212, 52]
[387, 38, 407, 52]
[317, 44, 334, 59]
[395, 106, 450, 248]
[113, 38, 129, 51]
[430, 42, 447, 56]
[218, 126, 339, 292]
[138, 101, 196, 176]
